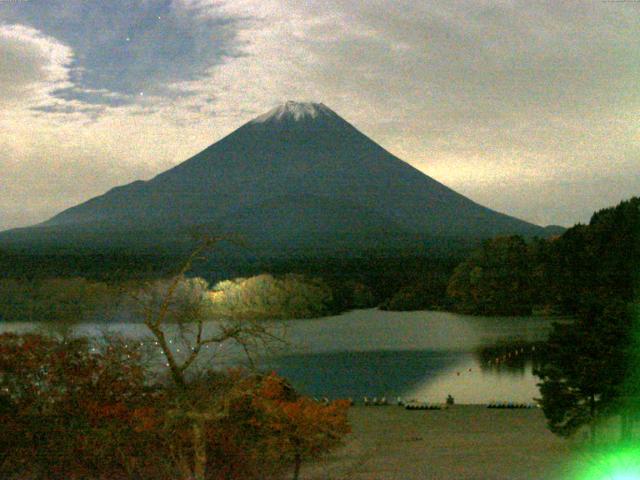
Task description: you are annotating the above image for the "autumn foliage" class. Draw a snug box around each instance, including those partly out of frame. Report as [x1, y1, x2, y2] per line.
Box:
[0, 333, 168, 479]
[234, 374, 350, 479]
[0, 333, 350, 479]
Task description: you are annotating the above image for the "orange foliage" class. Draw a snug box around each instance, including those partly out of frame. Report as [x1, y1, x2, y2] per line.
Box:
[0, 333, 172, 479]
[0, 335, 350, 480]
[200, 372, 350, 480]
[251, 373, 351, 472]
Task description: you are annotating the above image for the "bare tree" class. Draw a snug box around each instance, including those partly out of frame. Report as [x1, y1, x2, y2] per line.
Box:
[134, 235, 285, 480]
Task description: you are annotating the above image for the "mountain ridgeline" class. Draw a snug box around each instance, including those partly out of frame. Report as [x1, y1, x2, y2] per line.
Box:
[1, 101, 552, 256]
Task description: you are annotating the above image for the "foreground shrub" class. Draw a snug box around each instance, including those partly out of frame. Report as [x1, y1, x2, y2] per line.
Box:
[0, 333, 171, 479]
[0, 333, 350, 480]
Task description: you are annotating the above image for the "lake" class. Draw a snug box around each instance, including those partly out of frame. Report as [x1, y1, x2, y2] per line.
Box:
[0, 309, 556, 404]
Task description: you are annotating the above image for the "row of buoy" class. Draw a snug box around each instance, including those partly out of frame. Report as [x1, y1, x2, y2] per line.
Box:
[313, 397, 356, 406]
[362, 397, 450, 408]
[486, 345, 537, 366]
[311, 396, 538, 409]
[404, 402, 446, 410]
[487, 402, 537, 409]
[363, 396, 389, 406]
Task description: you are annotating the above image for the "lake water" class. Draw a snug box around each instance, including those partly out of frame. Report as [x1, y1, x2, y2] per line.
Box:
[0, 309, 556, 404]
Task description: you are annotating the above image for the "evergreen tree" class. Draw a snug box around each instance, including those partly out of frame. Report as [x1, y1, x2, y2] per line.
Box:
[535, 301, 633, 440]
[546, 198, 640, 316]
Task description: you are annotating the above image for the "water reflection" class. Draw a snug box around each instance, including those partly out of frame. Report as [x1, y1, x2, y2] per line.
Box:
[265, 350, 461, 400]
[268, 349, 544, 404]
[0, 309, 557, 403]
[474, 339, 547, 375]
[404, 355, 541, 404]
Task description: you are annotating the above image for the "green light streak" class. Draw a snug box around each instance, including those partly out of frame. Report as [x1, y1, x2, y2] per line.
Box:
[572, 445, 640, 480]
[566, 302, 640, 480]
[570, 209, 640, 480]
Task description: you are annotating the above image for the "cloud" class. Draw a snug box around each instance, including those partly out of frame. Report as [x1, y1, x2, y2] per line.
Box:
[0, 0, 638, 229]
[0, 0, 246, 106]
[0, 24, 73, 107]
[201, 0, 640, 226]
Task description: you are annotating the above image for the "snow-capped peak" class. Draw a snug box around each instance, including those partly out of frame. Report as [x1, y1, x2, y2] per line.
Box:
[251, 101, 336, 124]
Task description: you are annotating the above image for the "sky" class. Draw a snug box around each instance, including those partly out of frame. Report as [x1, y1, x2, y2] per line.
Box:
[0, 0, 638, 231]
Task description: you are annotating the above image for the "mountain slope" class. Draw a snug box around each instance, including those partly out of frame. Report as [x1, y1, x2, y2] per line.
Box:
[1, 101, 547, 253]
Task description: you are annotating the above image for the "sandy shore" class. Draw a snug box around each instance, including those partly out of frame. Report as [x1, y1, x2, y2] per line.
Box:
[303, 405, 575, 480]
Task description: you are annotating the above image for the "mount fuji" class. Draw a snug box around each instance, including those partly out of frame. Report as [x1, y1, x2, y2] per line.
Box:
[1, 101, 551, 254]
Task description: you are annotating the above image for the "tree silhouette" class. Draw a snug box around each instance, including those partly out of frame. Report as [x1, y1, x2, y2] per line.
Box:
[133, 235, 284, 479]
[535, 301, 633, 441]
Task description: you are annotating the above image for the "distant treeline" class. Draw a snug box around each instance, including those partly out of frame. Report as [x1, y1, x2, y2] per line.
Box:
[0, 274, 337, 324]
[257, 254, 459, 313]
[0, 277, 140, 324]
[0, 246, 461, 321]
[0, 251, 183, 281]
[446, 197, 639, 316]
[1, 197, 637, 320]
